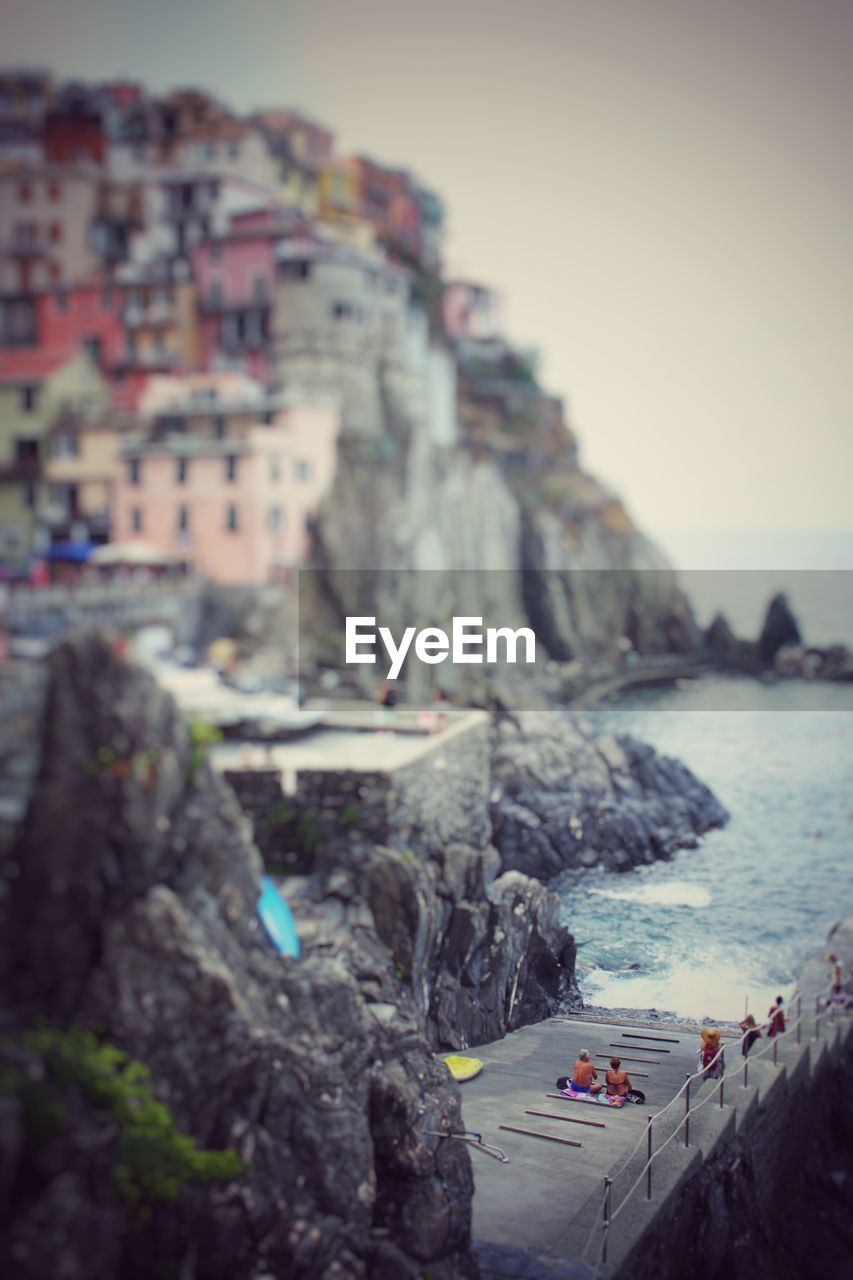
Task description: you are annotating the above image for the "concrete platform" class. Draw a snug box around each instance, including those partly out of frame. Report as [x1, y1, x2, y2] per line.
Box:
[459, 1016, 701, 1267]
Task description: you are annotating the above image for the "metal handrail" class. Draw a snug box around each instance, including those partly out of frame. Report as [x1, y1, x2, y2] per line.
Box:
[580, 983, 851, 1267]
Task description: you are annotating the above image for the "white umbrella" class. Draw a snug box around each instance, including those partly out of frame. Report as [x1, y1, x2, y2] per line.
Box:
[90, 540, 183, 567]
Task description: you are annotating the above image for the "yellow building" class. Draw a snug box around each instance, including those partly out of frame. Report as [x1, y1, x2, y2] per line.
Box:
[0, 346, 108, 563]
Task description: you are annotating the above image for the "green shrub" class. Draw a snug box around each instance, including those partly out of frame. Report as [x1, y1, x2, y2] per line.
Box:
[17, 1027, 244, 1208]
[188, 719, 223, 775]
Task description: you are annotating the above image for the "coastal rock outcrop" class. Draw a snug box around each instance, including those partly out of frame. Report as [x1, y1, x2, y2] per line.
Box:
[490, 711, 728, 879]
[284, 840, 579, 1052]
[0, 634, 478, 1280]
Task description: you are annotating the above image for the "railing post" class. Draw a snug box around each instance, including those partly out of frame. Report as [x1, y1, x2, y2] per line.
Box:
[601, 1176, 613, 1265]
[744, 1057, 749, 1089]
[684, 1074, 691, 1147]
[773, 1037, 778, 1066]
[719, 1076, 725, 1108]
[646, 1116, 653, 1200]
[796, 996, 802, 1046]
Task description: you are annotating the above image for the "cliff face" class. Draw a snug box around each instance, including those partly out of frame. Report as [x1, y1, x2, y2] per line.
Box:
[0, 636, 478, 1280]
[309, 354, 697, 680]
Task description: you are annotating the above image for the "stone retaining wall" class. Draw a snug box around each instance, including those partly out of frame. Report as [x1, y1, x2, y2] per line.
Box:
[224, 713, 491, 873]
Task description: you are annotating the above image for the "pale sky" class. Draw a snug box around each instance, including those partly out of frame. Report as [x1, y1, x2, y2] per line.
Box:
[4, 0, 852, 536]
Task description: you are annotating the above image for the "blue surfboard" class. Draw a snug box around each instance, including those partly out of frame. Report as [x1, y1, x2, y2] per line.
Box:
[258, 875, 300, 958]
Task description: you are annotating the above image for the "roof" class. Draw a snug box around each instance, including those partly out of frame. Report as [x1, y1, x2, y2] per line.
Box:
[0, 344, 79, 384]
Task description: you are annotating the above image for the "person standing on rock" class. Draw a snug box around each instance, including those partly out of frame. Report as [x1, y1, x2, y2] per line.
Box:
[570, 1049, 603, 1095]
[767, 995, 786, 1037]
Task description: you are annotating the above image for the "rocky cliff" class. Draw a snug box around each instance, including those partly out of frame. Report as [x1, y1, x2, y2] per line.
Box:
[306, 354, 697, 695]
[0, 636, 479, 1280]
[490, 711, 728, 879]
[0, 634, 729, 1277]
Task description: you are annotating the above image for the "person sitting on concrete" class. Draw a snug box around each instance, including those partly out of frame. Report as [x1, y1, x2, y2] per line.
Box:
[570, 1049, 603, 1094]
[739, 1013, 761, 1056]
[698, 1027, 726, 1079]
[767, 995, 786, 1037]
[605, 1057, 633, 1097]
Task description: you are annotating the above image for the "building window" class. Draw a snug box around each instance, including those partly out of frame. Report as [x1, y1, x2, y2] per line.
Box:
[48, 181, 61, 202]
[23, 480, 37, 508]
[50, 432, 78, 458]
[295, 459, 311, 483]
[18, 181, 31, 203]
[49, 221, 62, 243]
[15, 438, 39, 463]
[209, 278, 223, 306]
[279, 258, 311, 280]
[176, 457, 189, 484]
[20, 384, 39, 413]
[225, 503, 239, 532]
[268, 504, 282, 532]
[213, 415, 226, 440]
[84, 335, 102, 364]
[128, 458, 141, 486]
[177, 504, 190, 532]
[55, 285, 68, 309]
[225, 455, 238, 483]
[228, 141, 240, 159]
[211, 241, 222, 262]
[332, 301, 353, 320]
[269, 454, 281, 481]
[131, 506, 143, 532]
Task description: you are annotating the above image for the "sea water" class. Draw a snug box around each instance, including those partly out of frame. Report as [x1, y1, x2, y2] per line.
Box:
[558, 674, 853, 1022]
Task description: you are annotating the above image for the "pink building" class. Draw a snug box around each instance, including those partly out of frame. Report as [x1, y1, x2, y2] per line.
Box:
[192, 208, 304, 381]
[112, 373, 339, 584]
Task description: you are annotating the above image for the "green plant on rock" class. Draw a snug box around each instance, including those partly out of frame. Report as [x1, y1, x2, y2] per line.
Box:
[188, 718, 222, 776]
[339, 801, 362, 828]
[18, 1027, 244, 1209]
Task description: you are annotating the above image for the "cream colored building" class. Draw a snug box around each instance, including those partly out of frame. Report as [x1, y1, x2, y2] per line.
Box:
[0, 346, 109, 561]
[112, 374, 339, 583]
[0, 166, 101, 293]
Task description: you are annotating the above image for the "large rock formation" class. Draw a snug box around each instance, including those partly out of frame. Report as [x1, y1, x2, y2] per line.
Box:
[490, 712, 728, 879]
[0, 635, 479, 1280]
[284, 839, 579, 1052]
[304, 355, 699, 699]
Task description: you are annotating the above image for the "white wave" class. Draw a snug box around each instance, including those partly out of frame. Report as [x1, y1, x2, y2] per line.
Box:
[590, 880, 713, 909]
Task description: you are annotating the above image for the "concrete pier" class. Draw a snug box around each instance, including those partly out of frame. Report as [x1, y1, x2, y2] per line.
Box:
[459, 944, 853, 1278]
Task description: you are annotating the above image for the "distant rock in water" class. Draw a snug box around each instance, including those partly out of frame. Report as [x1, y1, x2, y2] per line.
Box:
[0, 633, 478, 1280]
[490, 711, 728, 880]
[758, 593, 802, 666]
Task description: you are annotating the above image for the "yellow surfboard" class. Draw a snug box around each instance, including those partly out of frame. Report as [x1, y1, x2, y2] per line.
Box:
[443, 1055, 484, 1082]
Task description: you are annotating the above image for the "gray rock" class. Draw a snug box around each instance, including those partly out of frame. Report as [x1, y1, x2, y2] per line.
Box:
[0, 634, 478, 1280]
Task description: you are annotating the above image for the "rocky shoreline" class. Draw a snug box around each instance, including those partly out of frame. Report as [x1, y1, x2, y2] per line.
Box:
[0, 632, 732, 1278]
